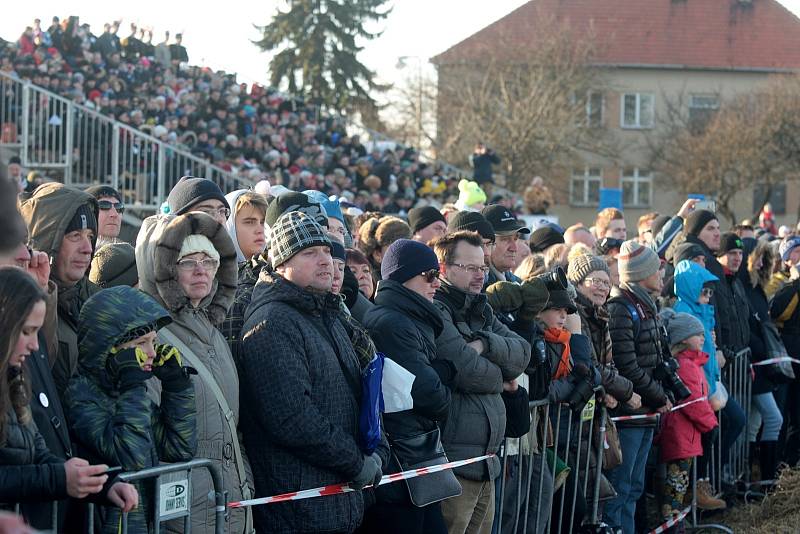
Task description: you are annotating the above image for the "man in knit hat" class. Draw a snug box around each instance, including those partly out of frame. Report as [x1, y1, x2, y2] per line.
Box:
[86, 184, 124, 247]
[604, 240, 671, 534]
[240, 211, 384, 533]
[20, 183, 101, 395]
[408, 206, 447, 245]
[448, 210, 496, 265]
[166, 176, 230, 224]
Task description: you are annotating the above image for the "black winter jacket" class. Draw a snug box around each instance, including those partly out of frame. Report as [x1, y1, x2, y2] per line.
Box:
[607, 284, 668, 426]
[241, 272, 369, 534]
[364, 280, 451, 440]
[720, 270, 751, 353]
[433, 281, 530, 481]
[0, 408, 67, 503]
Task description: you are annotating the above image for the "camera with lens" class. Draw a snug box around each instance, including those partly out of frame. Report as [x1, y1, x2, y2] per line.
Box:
[535, 265, 568, 291]
[566, 363, 600, 412]
[654, 325, 691, 402]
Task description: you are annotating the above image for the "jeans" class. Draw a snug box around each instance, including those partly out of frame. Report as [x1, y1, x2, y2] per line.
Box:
[749, 393, 784, 442]
[603, 426, 654, 534]
[720, 397, 746, 467]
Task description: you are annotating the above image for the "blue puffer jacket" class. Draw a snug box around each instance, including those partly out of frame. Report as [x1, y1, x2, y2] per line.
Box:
[673, 260, 720, 395]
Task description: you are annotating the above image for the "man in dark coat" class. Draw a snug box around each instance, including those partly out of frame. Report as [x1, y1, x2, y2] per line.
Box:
[471, 143, 500, 186]
[604, 240, 670, 534]
[431, 231, 531, 534]
[240, 211, 383, 533]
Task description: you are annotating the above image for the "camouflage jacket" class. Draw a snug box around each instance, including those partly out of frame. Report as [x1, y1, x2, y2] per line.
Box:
[65, 286, 196, 534]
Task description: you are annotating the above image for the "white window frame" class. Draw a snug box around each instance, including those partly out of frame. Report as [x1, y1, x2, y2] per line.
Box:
[621, 168, 653, 208]
[620, 93, 655, 129]
[570, 167, 603, 206]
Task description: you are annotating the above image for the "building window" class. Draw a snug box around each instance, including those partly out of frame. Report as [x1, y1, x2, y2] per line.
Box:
[570, 167, 602, 206]
[688, 94, 719, 134]
[571, 91, 604, 127]
[753, 182, 786, 215]
[622, 168, 652, 207]
[621, 93, 654, 129]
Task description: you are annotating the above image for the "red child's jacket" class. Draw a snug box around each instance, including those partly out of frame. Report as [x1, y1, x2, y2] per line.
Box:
[656, 349, 718, 463]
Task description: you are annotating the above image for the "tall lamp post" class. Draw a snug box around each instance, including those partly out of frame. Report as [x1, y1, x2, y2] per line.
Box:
[396, 55, 423, 151]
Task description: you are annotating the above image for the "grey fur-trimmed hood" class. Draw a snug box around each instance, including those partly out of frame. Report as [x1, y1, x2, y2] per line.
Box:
[135, 212, 237, 325]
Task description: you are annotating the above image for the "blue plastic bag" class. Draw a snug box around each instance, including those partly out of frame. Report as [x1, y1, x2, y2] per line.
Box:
[359, 352, 385, 454]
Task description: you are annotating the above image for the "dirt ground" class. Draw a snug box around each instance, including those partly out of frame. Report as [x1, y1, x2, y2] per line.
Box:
[716, 468, 800, 533]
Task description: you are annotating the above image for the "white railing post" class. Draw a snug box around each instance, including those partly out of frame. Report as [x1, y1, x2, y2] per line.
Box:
[157, 143, 166, 207]
[64, 102, 74, 185]
[20, 84, 29, 166]
[111, 124, 120, 191]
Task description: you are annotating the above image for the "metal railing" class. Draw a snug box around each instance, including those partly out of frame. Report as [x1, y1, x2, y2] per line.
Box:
[0, 71, 254, 212]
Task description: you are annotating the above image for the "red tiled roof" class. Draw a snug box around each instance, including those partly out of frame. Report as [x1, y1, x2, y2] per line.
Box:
[432, 0, 800, 71]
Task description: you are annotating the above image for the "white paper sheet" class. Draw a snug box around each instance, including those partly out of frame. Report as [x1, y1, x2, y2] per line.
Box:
[381, 357, 415, 413]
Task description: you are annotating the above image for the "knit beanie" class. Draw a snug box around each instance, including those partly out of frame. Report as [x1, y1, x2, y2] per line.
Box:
[380, 239, 439, 284]
[65, 202, 98, 234]
[530, 226, 565, 253]
[567, 254, 609, 286]
[650, 215, 671, 238]
[270, 211, 332, 268]
[454, 179, 487, 211]
[660, 309, 704, 347]
[447, 211, 495, 241]
[89, 242, 138, 288]
[265, 191, 328, 228]
[408, 206, 446, 234]
[674, 242, 707, 264]
[618, 240, 661, 283]
[684, 209, 717, 237]
[544, 286, 577, 314]
[780, 235, 800, 262]
[179, 234, 220, 262]
[717, 232, 744, 256]
[167, 177, 229, 215]
[330, 240, 346, 262]
[85, 184, 121, 201]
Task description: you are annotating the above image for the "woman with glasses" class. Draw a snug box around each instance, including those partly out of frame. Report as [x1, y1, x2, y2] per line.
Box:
[568, 252, 641, 412]
[136, 212, 253, 534]
[362, 239, 452, 534]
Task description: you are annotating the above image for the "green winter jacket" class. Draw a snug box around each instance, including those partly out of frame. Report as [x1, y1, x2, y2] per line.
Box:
[64, 286, 197, 534]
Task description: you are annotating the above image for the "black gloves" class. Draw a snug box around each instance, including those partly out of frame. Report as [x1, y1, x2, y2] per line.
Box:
[352, 453, 383, 490]
[152, 344, 196, 391]
[107, 348, 151, 391]
[341, 265, 360, 310]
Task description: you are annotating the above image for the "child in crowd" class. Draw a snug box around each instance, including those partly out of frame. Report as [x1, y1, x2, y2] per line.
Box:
[656, 310, 719, 525]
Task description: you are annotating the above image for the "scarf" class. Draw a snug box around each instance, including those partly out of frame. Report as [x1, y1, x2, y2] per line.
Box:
[544, 327, 572, 379]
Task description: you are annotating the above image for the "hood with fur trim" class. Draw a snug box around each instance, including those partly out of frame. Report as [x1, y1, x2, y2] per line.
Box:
[224, 189, 249, 263]
[135, 212, 237, 325]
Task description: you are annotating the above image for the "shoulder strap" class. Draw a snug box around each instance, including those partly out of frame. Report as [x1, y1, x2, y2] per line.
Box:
[158, 328, 254, 532]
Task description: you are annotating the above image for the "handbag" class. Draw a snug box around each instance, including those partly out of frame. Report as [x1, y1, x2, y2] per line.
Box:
[596, 411, 622, 470]
[760, 321, 796, 383]
[389, 427, 462, 507]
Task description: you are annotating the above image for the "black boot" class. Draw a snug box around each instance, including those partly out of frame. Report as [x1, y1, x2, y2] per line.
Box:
[760, 441, 779, 486]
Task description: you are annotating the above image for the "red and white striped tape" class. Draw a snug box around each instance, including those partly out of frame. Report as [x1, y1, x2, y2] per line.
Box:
[610, 396, 707, 422]
[751, 356, 800, 366]
[227, 454, 494, 508]
[648, 505, 691, 534]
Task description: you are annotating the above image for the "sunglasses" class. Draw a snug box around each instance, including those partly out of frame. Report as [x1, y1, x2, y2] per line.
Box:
[97, 200, 125, 213]
[701, 287, 714, 298]
[420, 269, 440, 283]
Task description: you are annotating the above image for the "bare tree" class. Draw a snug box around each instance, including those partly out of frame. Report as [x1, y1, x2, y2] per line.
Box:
[433, 19, 618, 194]
[649, 76, 800, 224]
[381, 71, 439, 152]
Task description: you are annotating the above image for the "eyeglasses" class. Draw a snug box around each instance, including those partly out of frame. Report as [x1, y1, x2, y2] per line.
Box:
[177, 258, 220, 271]
[420, 269, 440, 283]
[97, 200, 125, 214]
[701, 287, 714, 298]
[450, 263, 490, 275]
[194, 206, 231, 219]
[584, 277, 611, 289]
[482, 240, 496, 249]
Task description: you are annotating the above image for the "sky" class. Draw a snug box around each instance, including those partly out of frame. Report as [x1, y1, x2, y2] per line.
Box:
[3, 0, 800, 92]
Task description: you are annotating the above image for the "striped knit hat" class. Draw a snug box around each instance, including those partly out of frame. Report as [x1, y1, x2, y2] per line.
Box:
[270, 211, 332, 268]
[567, 254, 609, 286]
[618, 240, 661, 283]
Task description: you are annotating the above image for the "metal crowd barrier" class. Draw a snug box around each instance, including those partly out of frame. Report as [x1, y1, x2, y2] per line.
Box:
[0, 71, 253, 211]
[496, 394, 608, 534]
[4, 459, 225, 534]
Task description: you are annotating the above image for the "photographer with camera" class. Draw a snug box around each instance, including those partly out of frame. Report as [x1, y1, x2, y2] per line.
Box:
[604, 241, 671, 534]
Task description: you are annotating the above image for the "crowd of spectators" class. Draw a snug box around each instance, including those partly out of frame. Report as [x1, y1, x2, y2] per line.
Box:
[1, 16, 481, 215]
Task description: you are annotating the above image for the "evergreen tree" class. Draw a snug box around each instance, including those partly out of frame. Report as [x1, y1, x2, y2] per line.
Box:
[255, 0, 391, 111]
